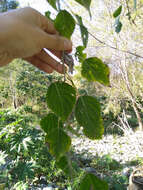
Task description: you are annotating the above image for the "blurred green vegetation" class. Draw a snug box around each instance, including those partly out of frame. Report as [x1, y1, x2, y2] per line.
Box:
[1, 0, 143, 189]
[0, 49, 143, 189]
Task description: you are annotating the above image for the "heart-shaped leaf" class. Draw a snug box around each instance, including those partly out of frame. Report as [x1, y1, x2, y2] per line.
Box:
[81, 57, 110, 86]
[79, 173, 109, 190]
[46, 82, 76, 121]
[40, 113, 71, 159]
[54, 10, 76, 39]
[75, 96, 104, 139]
[76, 15, 88, 47]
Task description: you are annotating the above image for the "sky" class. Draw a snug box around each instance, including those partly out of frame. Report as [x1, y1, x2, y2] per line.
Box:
[18, 0, 53, 14]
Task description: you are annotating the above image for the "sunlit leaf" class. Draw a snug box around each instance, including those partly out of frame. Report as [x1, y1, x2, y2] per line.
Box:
[81, 57, 110, 86]
[79, 173, 109, 190]
[76, 15, 88, 47]
[54, 10, 76, 39]
[46, 82, 76, 121]
[75, 46, 87, 63]
[113, 5, 122, 18]
[40, 113, 71, 159]
[75, 96, 104, 139]
[74, 0, 92, 17]
[47, 0, 57, 10]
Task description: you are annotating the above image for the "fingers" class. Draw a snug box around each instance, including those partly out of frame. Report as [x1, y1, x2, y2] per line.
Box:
[50, 50, 62, 59]
[38, 13, 57, 34]
[20, 7, 57, 34]
[49, 50, 73, 68]
[35, 49, 66, 73]
[30, 7, 57, 34]
[49, 50, 72, 61]
[25, 56, 53, 73]
[39, 30, 72, 51]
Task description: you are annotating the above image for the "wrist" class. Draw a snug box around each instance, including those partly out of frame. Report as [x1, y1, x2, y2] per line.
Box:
[0, 14, 7, 48]
[0, 13, 14, 66]
[0, 12, 15, 46]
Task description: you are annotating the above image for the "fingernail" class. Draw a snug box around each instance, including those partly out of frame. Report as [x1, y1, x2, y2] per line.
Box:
[64, 39, 72, 49]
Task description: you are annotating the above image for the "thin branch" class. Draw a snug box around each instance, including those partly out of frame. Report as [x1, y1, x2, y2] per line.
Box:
[88, 31, 143, 59]
[62, 0, 143, 59]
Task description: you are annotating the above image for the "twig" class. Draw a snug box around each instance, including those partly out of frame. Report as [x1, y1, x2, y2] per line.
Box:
[62, 0, 143, 60]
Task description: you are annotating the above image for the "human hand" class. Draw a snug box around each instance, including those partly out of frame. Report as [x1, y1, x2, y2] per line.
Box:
[0, 7, 72, 73]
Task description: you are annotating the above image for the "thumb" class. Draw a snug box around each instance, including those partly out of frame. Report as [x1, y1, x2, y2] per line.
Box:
[40, 30, 72, 51]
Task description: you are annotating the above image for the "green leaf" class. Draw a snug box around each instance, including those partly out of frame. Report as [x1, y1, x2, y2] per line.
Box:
[75, 46, 87, 63]
[115, 17, 122, 33]
[45, 11, 53, 21]
[76, 15, 88, 47]
[54, 10, 76, 39]
[56, 155, 76, 177]
[113, 5, 122, 18]
[40, 113, 63, 135]
[81, 57, 110, 86]
[40, 113, 71, 159]
[74, 0, 92, 17]
[56, 156, 70, 175]
[46, 130, 71, 159]
[75, 96, 104, 139]
[79, 173, 109, 190]
[47, 0, 57, 10]
[46, 82, 76, 121]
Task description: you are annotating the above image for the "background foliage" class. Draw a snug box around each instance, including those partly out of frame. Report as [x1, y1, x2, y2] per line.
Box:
[0, 0, 143, 189]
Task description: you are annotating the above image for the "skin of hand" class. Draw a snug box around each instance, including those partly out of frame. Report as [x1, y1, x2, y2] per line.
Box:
[0, 7, 72, 73]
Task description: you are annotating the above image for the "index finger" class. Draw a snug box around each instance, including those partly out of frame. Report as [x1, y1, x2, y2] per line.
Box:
[39, 30, 72, 51]
[39, 14, 57, 34]
[26, 7, 57, 34]
[15, 7, 58, 34]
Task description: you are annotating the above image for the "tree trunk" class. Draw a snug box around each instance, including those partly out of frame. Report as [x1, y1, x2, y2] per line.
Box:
[9, 73, 17, 109]
[120, 60, 143, 131]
